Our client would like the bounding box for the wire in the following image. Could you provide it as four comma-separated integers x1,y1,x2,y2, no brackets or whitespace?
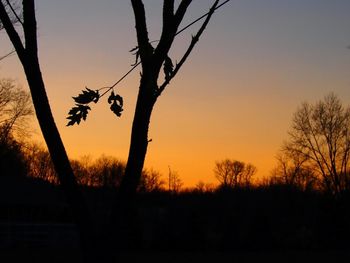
98,0,231,98
176,0,230,37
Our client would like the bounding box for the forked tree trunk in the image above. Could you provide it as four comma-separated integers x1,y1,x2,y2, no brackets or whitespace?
110,0,219,250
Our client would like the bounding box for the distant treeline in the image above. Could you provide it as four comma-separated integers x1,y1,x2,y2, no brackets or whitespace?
0,138,166,192
2,134,350,197
2,79,350,197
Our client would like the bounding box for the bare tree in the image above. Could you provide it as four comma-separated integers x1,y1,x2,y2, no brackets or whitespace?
138,168,165,192
271,150,317,191
214,159,257,188
168,166,183,193
24,142,58,184
194,181,215,193
66,0,222,196
0,1,94,261
0,79,33,142
285,93,350,195
105,0,222,247
118,0,220,197
89,155,125,188
70,156,93,186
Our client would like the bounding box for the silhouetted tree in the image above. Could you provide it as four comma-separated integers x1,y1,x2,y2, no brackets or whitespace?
0,1,94,261
168,167,183,193
271,150,317,191
214,159,257,188
0,79,33,142
24,142,58,184
67,0,221,197
194,181,215,193
71,157,92,186
138,168,165,192
108,0,221,249
115,0,220,198
285,93,350,195
89,155,125,188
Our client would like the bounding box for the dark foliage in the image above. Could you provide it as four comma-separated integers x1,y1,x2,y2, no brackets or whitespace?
73,87,99,104
108,91,123,117
66,104,91,126
67,88,124,125
163,55,174,81
0,137,27,177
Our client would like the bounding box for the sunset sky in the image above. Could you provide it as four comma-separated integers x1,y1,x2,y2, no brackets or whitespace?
1,0,350,187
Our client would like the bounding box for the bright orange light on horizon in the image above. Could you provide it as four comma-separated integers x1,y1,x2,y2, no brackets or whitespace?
2,1,350,188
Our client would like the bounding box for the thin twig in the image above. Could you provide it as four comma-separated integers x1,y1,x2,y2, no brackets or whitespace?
0,49,15,61
99,62,140,97
5,0,23,26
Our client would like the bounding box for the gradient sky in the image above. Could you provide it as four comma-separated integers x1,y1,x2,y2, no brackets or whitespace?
1,0,350,187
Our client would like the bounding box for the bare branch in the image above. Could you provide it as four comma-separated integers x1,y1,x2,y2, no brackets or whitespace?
153,1,196,75
0,1,25,58
153,0,176,65
174,0,192,27
5,0,23,26
23,0,38,55
163,0,174,26
157,0,219,95
130,0,153,66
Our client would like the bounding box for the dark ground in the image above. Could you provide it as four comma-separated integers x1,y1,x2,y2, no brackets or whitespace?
0,249,349,263
2,178,350,262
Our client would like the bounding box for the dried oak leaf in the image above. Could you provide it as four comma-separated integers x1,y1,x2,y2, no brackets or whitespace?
66,104,91,126
73,87,99,104
163,55,174,81
108,91,123,117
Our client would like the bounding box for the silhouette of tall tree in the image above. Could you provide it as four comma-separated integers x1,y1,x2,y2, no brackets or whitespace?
285,93,350,195
109,0,221,248
0,1,94,261
118,0,220,196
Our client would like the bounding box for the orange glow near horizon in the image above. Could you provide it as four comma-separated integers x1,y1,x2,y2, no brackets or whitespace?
2,1,350,188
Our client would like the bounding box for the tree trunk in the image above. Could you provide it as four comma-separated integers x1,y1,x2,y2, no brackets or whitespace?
111,77,157,249
22,57,97,262
121,83,156,195
1,0,97,260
